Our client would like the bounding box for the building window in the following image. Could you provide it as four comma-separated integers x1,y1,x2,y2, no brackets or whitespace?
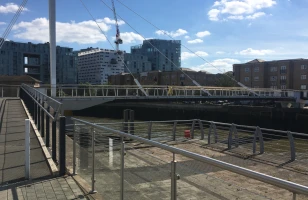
254,76,259,81
270,67,277,72
301,85,307,90
244,77,250,82
301,65,307,70
254,67,259,72
270,76,277,81
271,86,278,89
281,85,286,89
280,75,286,80
245,68,250,72
281,66,286,70
301,75,307,80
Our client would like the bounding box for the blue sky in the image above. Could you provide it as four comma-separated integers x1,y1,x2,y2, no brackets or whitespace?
0,0,307,73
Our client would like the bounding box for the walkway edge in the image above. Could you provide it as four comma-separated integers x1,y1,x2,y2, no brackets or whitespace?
20,99,59,176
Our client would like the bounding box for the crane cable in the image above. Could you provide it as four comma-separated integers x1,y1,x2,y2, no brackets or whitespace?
100,0,213,96
79,0,148,96
114,0,258,96
0,0,28,50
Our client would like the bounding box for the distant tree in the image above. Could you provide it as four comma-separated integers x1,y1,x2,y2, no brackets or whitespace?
215,71,237,87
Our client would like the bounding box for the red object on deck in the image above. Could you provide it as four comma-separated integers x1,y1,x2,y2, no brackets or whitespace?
184,130,191,138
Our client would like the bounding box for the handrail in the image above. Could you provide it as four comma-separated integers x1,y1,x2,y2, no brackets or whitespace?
71,117,308,196
21,84,62,120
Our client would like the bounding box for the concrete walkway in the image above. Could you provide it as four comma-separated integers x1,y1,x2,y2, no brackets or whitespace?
0,99,91,199
0,176,86,200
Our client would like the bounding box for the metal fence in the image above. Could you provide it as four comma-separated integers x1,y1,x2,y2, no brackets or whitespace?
20,84,67,175
70,117,308,200
39,84,298,98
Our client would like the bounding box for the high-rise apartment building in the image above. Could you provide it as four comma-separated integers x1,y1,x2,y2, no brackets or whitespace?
233,59,308,90
0,39,77,84
124,53,151,73
78,48,124,85
125,39,181,72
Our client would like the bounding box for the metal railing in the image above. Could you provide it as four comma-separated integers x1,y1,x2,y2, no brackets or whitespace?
70,117,308,200
83,119,308,168
20,84,66,175
38,84,299,98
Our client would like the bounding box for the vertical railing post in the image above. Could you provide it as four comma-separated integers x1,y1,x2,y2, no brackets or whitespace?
253,127,264,154
234,125,238,147
287,131,296,161
171,159,177,200
90,127,97,194
25,119,30,180
46,106,50,147
253,127,257,154
41,102,45,137
37,99,41,131
73,122,77,175
120,138,125,200
59,116,66,176
1,86,3,97
52,113,57,162
147,121,152,140
259,127,264,154
129,110,134,135
172,121,177,141
34,99,37,124
198,120,204,140
190,120,196,139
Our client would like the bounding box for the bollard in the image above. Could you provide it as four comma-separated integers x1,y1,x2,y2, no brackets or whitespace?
59,116,66,176
25,119,30,180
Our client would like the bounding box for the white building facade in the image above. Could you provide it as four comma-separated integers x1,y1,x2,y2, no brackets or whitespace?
78,48,124,84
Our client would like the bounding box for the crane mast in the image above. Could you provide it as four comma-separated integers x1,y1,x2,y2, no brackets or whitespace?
111,0,122,52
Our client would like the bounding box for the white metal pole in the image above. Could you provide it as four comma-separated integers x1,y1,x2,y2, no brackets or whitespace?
109,138,113,167
25,119,30,180
49,0,56,97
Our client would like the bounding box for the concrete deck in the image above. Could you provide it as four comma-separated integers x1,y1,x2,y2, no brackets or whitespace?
0,99,91,200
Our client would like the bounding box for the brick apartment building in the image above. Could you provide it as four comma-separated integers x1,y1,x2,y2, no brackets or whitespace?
108,68,233,87
233,59,308,90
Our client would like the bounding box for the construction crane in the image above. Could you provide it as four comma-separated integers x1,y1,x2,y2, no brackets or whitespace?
111,0,123,53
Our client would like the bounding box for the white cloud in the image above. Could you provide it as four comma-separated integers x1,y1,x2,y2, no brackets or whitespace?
237,48,275,55
181,51,208,60
208,0,275,21
102,17,125,25
246,12,265,19
208,9,220,21
155,28,188,37
228,15,244,20
184,36,190,39
196,31,211,38
0,22,6,25
248,22,252,27
187,39,203,44
12,18,112,44
0,3,28,14
190,58,240,73
216,51,225,54
118,32,143,43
